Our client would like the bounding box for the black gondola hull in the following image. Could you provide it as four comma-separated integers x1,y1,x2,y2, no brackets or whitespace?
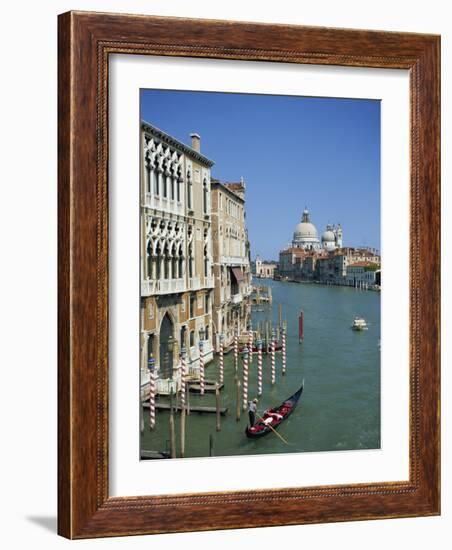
245,384,304,439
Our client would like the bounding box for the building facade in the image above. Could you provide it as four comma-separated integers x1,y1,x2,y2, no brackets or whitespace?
140,122,215,397
279,207,380,286
211,179,252,350
255,255,277,278
346,261,380,287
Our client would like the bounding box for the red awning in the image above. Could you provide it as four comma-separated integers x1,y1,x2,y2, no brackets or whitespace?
230,266,245,282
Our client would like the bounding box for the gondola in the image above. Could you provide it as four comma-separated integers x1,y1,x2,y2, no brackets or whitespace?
245,382,304,439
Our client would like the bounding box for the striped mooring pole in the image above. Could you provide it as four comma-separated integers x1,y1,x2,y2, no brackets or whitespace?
199,340,205,396
180,347,187,409
248,328,253,364
271,329,276,385
148,356,156,429
219,333,224,385
234,329,239,374
282,327,287,376
242,346,249,411
257,338,263,396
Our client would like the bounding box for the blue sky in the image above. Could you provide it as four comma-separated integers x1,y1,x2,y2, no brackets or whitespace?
141,90,380,261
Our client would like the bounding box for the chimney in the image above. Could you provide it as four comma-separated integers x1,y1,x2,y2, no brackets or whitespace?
190,133,201,152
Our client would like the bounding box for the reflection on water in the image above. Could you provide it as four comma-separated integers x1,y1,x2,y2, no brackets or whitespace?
141,279,380,458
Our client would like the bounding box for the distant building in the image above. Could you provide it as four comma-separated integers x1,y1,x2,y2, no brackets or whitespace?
279,207,380,286
278,247,307,278
292,207,343,251
255,255,277,278
210,178,252,351
346,262,380,287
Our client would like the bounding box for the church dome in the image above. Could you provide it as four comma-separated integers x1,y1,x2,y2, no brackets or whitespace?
294,222,319,240
322,230,335,242
292,208,320,250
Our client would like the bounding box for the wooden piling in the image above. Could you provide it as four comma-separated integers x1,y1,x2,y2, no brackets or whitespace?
271,330,276,385
186,381,190,415
242,349,249,411
199,341,205,395
257,338,263,396
215,383,221,432
299,310,304,343
236,378,241,421
140,396,144,433
180,407,186,458
149,368,156,430
219,335,224,385
169,390,176,459
234,331,238,374
209,434,214,457
282,327,287,375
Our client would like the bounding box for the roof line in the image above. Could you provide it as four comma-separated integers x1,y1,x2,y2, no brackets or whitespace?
141,120,215,167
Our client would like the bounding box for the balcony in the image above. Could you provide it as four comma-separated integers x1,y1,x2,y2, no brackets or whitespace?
142,193,184,216
141,278,185,297
188,276,200,290
231,293,243,305
220,255,249,266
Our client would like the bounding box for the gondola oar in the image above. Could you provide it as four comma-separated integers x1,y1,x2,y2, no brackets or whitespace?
255,412,290,445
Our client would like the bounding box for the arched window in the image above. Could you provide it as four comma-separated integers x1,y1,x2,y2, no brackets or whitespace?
169,167,175,200
163,245,169,278
204,245,208,277
171,245,177,279
178,250,184,278
187,171,193,210
203,178,208,214
176,169,181,202
145,159,151,194
162,161,168,198
155,245,162,279
146,241,151,278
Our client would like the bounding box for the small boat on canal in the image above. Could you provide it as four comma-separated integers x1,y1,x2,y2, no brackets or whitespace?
351,316,368,331
245,383,304,439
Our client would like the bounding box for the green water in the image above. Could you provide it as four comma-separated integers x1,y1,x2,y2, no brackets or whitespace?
141,279,381,458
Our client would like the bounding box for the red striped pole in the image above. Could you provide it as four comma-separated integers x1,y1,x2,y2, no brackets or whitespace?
271,329,276,385
257,338,263,396
248,329,253,363
299,310,304,343
234,330,238,374
282,327,287,375
219,333,224,385
148,356,156,429
199,340,205,395
180,347,187,409
242,346,249,410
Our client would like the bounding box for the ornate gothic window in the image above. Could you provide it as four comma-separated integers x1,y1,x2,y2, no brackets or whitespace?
162,160,168,198
187,171,193,210
203,178,208,214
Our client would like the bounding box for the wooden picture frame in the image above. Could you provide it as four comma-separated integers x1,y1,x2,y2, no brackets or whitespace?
58,11,440,538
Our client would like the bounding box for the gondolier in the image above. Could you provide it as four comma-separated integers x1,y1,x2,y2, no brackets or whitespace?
245,382,304,438
248,398,258,427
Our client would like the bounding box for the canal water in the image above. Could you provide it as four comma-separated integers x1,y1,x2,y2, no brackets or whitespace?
141,279,381,458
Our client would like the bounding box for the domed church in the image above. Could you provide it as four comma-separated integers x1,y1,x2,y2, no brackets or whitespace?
292,208,342,251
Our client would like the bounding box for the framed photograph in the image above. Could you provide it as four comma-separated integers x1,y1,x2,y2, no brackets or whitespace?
58,11,440,538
